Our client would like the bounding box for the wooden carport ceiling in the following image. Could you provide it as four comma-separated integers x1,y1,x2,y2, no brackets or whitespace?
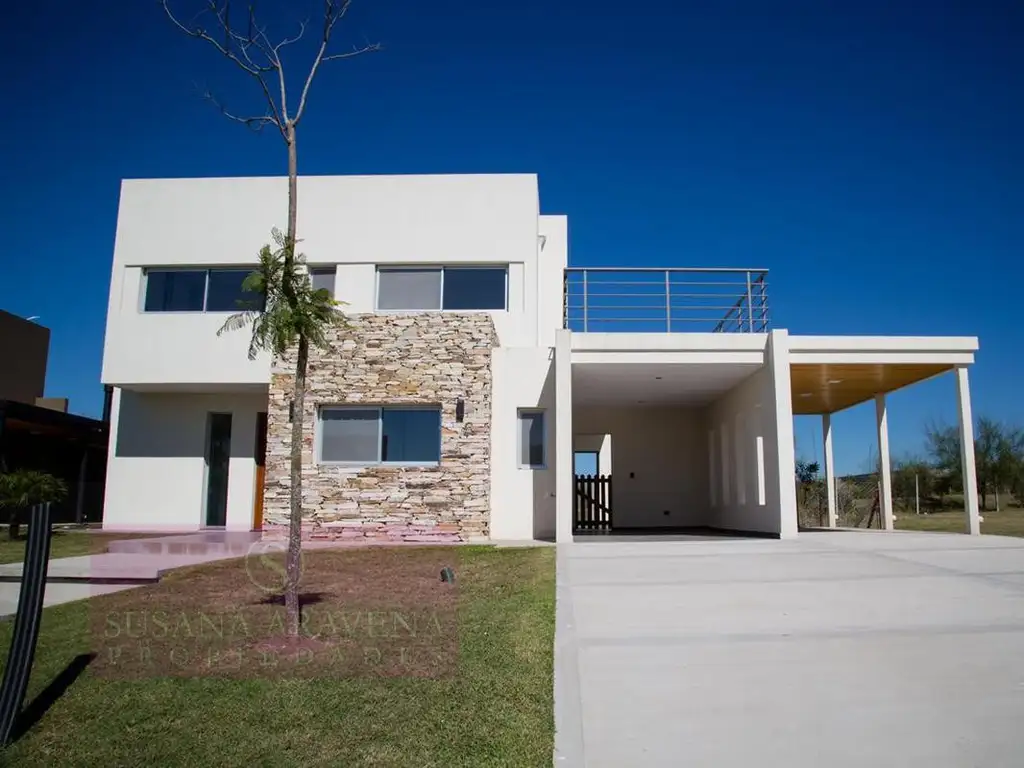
790,363,952,415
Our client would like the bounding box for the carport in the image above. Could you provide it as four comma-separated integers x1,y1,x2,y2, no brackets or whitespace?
788,336,981,534
556,331,797,541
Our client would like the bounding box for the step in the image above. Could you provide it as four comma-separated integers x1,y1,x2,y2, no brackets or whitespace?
105,531,262,557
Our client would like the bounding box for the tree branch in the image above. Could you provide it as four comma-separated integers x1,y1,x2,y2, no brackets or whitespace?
293,0,379,126
163,0,287,140
165,0,377,134
320,40,381,63
202,88,280,133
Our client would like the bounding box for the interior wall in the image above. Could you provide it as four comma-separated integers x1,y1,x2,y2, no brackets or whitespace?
104,389,268,531
490,347,556,540
704,365,783,535
574,405,708,528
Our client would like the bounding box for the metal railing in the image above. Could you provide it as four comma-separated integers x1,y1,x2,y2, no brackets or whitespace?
563,268,769,333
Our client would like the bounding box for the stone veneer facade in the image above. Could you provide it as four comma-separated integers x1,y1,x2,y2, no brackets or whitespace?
263,313,497,542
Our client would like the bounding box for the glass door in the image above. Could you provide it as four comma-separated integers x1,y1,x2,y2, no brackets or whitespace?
205,413,232,527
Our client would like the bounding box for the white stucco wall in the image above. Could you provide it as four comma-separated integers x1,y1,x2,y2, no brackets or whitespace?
574,405,708,528
103,388,268,531
703,345,795,536
537,215,568,349
103,173,553,386
490,347,557,540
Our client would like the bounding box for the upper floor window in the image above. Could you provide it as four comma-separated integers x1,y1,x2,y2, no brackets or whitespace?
143,268,264,313
376,266,507,311
309,267,335,299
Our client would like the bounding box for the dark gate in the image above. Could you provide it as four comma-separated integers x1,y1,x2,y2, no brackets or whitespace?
574,474,612,532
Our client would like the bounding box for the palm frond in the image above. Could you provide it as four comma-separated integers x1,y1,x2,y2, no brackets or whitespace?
0,470,68,508
218,231,351,358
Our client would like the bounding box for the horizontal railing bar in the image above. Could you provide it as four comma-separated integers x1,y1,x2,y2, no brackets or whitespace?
565,267,768,274
566,303,771,310
564,292,752,299
565,280,767,287
567,303,757,309
569,317,765,323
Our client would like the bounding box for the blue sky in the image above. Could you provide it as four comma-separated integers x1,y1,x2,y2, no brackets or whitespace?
1,0,1021,474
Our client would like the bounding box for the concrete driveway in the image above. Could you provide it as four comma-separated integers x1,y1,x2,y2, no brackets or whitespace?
554,531,1024,767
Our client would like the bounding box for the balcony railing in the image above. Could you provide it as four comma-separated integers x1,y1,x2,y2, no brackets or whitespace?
563,267,769,333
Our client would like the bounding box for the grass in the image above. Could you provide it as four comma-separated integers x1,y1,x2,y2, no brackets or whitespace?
0,530,158,565
0,545,555,767
895,506,1024,537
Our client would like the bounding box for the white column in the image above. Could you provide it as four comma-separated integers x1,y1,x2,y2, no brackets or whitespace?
822,413,837,528
768,330,798,539
555,329,574,543
956,366,981,535
875,394,894,531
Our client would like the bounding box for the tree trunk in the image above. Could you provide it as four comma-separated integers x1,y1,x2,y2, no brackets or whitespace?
285,336,308,637
283,121,304,638
286,122,298,254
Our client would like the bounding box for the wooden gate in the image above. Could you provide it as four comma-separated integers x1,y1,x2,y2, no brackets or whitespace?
574,474,612,532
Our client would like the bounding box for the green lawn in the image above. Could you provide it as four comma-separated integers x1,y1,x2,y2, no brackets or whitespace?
0,546,555,767
0,530,158,565
896,506,1024,537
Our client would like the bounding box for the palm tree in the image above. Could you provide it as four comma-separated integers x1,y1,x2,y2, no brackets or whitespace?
0,470,68,540
219,229,346,637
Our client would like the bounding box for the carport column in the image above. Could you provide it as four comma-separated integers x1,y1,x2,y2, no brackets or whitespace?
768,330,798,538
822,413,837,528
956,366,981,535
555,329,574,543
875,394,894,531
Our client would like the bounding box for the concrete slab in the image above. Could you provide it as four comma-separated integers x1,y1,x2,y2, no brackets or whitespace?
0,582,146,617
555,530,1024,767
0,552,241,583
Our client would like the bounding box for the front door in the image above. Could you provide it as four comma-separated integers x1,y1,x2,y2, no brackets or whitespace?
204,413,232,527
252,412,268,530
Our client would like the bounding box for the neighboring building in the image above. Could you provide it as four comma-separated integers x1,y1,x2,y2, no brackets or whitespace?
0,312,108,524
0,309,50,406
100,174,982,540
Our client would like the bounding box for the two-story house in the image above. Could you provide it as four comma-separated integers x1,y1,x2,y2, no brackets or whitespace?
101,173,982,542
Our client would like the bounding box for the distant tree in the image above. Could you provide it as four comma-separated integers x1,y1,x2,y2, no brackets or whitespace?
891,457,933,513
0,470,68,540
162,0,378,638
925,418,1024,511
795,460,819,485
794,460,822,524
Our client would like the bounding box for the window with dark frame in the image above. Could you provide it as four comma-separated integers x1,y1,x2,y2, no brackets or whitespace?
319,406,441,464
143,270,206,312
376,266,507,311
309,267,336,299
518,410,546,468
143,268,264,313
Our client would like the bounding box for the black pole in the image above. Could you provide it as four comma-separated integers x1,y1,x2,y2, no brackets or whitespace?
74,449,89,525
0,502,53,746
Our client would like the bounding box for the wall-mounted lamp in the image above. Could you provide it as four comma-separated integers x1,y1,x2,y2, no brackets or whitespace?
288,401,294,422
455,398,465,423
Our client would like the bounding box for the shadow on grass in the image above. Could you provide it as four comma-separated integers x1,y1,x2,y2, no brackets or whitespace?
256,592,328,608
9,653,95,743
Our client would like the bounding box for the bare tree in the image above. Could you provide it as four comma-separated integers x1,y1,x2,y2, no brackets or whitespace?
163,0,379,637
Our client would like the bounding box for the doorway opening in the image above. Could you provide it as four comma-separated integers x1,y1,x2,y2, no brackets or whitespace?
204,412,232,527
252,412,268,530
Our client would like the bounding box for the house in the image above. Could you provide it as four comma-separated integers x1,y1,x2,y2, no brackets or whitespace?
0,310,108,524
100,173,981,541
